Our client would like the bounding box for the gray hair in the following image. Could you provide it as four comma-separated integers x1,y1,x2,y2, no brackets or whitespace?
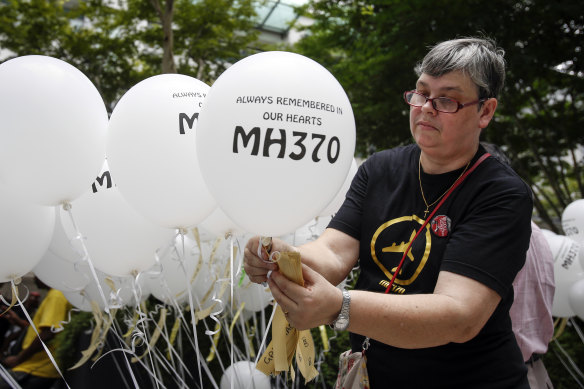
414,37,506,99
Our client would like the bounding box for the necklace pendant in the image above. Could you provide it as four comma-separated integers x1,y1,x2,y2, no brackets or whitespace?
423,208,429,218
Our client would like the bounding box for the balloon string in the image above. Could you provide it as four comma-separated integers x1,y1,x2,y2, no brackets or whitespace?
13,280,72,389
140,306,192,389
569,317,584,345
254,302,278,366
51,307,82,333
62,202,111,315
230,233,235,389
178,231,220,389
134,282,160,389
0,363,21,389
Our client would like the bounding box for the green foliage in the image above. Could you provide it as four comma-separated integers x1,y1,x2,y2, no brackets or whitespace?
0,0,263,109
293,0,584,230
54,310,94,369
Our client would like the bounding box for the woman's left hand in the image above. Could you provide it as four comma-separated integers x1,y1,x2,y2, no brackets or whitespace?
267,263,343,330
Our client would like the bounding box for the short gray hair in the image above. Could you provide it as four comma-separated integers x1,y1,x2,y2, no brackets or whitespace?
415,37,506,99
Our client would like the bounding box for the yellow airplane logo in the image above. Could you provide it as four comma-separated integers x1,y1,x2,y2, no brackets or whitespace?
381,229,416,274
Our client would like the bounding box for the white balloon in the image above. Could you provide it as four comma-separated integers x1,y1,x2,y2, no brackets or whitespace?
107,74,216,229
220,361,271,389
59,162,176,277
146,234,200,305
287,215,332,247
198,207,248,238
0,180,55,282
562,199,584,244
63,272,147,312
319,158,358,217
546,234,584,317
190,237,231,311
569,278,584,321
48,209,84,263
33,253,91,292
234,277,273,313
197,51,356,236
542,230,564,262
0,56,107,205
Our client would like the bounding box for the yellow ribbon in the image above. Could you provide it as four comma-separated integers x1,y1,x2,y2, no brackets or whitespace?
70,302,111,370
256,251,319,382
0,281,20,318
319,325,330,352
131,307,167,363
167,316,181,360
552,317,568,341
205,322,222,362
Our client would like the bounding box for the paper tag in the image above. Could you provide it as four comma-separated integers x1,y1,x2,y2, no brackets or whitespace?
256,251,318,382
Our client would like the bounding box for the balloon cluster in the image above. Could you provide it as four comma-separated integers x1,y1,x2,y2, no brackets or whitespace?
0,52,356,386
543,199,584,319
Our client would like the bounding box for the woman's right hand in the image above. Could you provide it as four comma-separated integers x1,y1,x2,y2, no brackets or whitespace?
243,237,294,284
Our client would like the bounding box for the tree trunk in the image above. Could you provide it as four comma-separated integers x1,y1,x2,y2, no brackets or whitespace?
151,0,177,73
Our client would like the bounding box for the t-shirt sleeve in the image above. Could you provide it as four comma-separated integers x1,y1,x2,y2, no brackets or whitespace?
36,290,70,329
441,175,533,298
328,156,371,240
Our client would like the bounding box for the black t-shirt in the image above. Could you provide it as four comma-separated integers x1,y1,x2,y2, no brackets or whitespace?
329,144,532,388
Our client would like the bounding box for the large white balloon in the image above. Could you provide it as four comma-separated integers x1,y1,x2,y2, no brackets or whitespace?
561,199,584,244
0,181,55,282
197,51,356,236
0,56,107,206
220,361,271,389
107,74,216,229
59,162,176,277
319,158,358,217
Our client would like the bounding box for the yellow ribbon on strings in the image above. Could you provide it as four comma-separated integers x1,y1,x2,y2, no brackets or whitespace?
246,321,256,359
70,301,110,370
195,253,233,322
124,310,140,344
256,251,319,382
0,280,20,318
167,316,181,360
205,322,222,362
552,317,568,341
319,325,330,352
131,307,167,363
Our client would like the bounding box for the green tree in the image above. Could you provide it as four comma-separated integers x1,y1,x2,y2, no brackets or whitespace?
293,0,584,231
119,0,261,82
0,0,263,108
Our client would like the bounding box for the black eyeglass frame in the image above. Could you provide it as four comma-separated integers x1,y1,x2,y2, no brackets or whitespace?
403,90,487,114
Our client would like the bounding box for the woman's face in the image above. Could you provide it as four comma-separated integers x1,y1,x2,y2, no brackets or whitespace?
409,70,497,163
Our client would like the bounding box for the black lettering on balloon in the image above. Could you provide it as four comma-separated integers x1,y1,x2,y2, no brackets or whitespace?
311,133,325,162
289,131,307,161
233,126,260,155
179,112,199,134
92,171,112,193
263,128,286,159
327,136,341,163
232,125,340,164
